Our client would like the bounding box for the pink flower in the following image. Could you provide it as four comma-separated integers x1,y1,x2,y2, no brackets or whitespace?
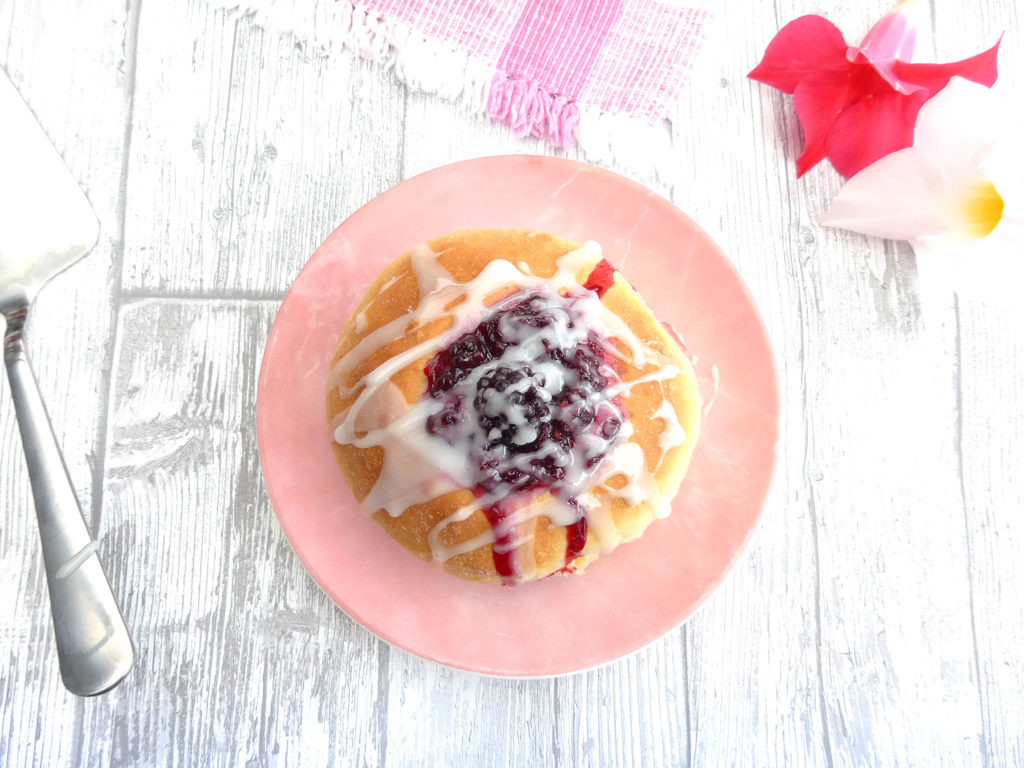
822,78,1024,297
748,1,1001,177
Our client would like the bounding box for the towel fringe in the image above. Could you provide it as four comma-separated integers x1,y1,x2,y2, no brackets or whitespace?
486,72,580,150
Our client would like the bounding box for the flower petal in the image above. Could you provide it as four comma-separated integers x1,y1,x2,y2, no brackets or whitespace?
853,0,921,90
913,77,1002,174
792,70,860,176
825,83,928,177
822,147,950,240
748,15,849,94
893,37,1001,95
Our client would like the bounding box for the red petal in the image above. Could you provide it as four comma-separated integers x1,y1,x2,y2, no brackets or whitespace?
892,36,1002,96
748,15,849,94
792,70,857,176
825,88,929,177
792,62,892,177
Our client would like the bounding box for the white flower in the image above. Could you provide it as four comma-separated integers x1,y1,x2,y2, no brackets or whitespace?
822,76,1024,295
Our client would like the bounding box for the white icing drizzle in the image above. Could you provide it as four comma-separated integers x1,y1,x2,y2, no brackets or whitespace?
353,275,401,335
354,308,368,335
329,240,688,577
652,399,687,459
703,363,720,415
607,365,680,399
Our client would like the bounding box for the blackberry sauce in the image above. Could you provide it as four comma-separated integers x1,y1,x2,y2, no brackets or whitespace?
423,283,624,581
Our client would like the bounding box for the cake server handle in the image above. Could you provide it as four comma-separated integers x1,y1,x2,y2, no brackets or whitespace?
3,309,134,696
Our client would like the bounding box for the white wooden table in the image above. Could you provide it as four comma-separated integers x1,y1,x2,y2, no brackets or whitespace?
2,1,1022,765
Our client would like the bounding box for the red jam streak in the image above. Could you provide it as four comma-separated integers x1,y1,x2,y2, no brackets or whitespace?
565,517,588,565
583,258,616,298
424,291,624,583
482,505,518,581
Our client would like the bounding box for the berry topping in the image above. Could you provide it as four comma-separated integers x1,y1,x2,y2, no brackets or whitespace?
583,258,617,298
423,286,628,578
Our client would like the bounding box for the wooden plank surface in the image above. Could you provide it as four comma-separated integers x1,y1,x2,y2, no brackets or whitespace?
933,6,1024,765
1,0,1022,766
121,1,405,296
74,300,387,767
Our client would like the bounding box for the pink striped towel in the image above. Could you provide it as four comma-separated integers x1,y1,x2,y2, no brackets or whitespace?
221,0,710,165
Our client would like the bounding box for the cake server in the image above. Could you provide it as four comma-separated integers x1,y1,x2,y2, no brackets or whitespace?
0,68,134,695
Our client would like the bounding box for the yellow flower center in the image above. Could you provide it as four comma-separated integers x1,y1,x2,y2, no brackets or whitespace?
953,179,1005,239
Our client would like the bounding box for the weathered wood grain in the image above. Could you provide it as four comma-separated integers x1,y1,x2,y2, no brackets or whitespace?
401,89,674,200
2,0,1023,766
121,2,405,296
753,3,1015,766
675,1,1022,766
0,2,134,766
936,4,1024,766
71,300,387,767
669,6,833,767
956,298,1024,768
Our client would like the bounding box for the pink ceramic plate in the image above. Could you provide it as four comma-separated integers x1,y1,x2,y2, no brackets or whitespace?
257,155,778,677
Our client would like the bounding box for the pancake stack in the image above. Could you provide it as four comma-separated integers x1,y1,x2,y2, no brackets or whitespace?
327,229,701,584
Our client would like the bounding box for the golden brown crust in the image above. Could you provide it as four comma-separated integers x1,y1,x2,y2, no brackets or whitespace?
327,229,701,584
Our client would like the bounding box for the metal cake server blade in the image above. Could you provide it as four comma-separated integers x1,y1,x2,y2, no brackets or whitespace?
0,68,134,696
